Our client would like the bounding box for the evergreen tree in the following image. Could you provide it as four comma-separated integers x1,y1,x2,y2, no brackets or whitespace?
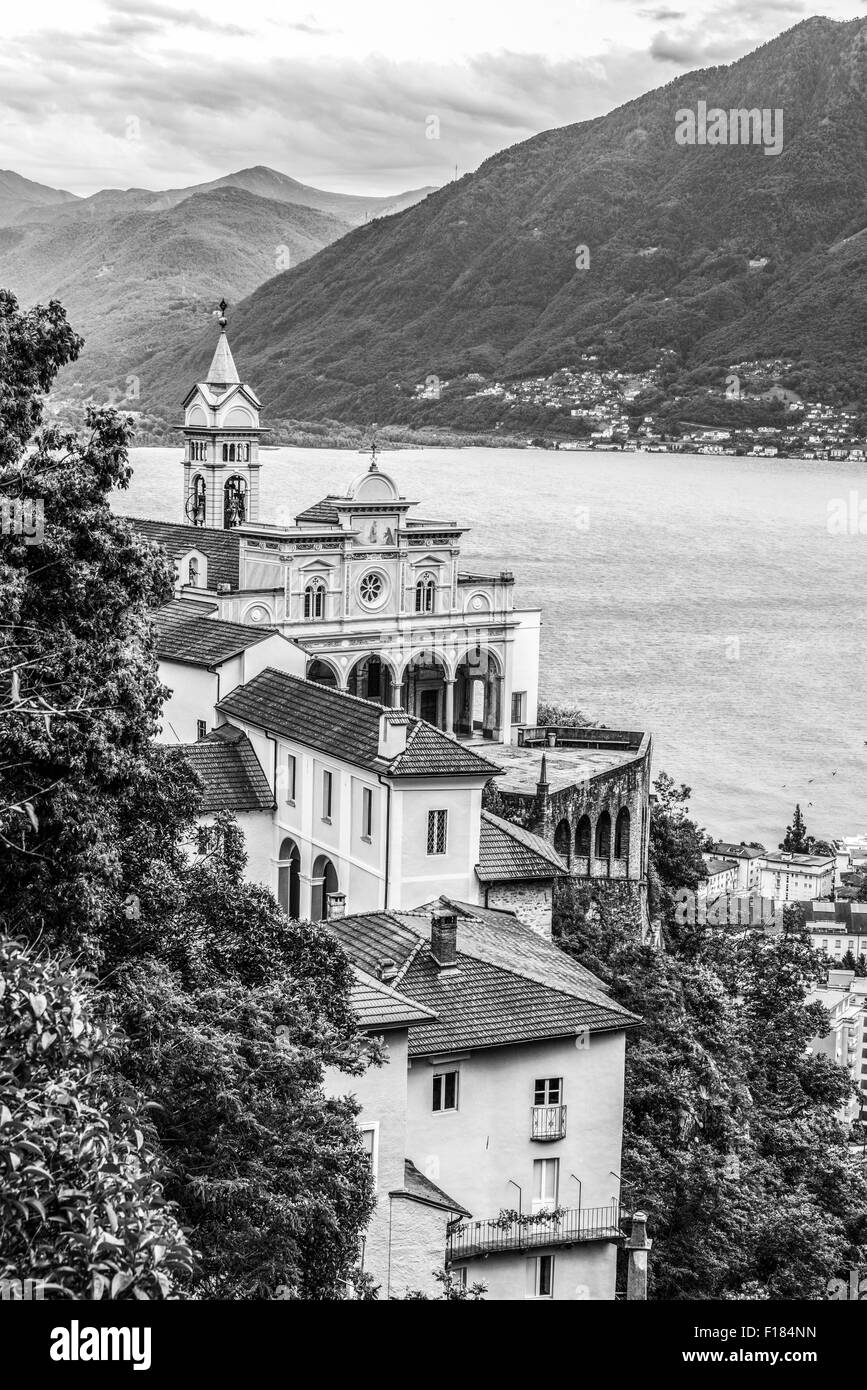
780,804,809,853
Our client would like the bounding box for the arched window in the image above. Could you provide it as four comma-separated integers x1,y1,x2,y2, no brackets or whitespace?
304,579,326,620
575,815,592,857
415,573,436,614
188,556,199,587
614,808,631,860
595,810,612,859
223,475,247,528
185,474,206,526
554,819,571,862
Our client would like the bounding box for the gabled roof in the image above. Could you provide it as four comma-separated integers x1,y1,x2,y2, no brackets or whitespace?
132,519,241,589
477,810,568,882
394,1161,471,1217
217,669,501,780
325,903,637,1056
349,968,436,1030
181,726,275,812
703,857,738,876
152,602,275,668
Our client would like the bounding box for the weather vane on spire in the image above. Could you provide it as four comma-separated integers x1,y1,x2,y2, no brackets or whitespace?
218,298,228,330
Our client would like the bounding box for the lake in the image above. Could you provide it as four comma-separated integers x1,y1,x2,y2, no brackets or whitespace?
115,445,867,849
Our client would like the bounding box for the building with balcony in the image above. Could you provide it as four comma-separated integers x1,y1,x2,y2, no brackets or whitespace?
323,903,640,1299
759,850,834,903
132,316,541,746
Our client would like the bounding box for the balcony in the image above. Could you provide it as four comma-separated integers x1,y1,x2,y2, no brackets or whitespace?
447,1204,623,1262
531,1104,567,1141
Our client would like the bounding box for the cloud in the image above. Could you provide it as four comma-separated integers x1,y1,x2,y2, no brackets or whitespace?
107,0,252,38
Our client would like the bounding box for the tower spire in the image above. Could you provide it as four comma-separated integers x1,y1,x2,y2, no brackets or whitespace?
206,298,240,388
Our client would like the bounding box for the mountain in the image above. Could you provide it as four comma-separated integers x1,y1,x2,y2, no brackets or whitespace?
13,166,436,229
136,16,867,427
0,186,352,405
0,169,78,226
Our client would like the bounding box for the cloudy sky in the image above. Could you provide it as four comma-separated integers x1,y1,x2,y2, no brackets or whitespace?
2,0,864,196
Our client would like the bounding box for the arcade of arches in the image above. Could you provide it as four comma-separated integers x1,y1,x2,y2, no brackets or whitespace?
277,837,341,923
306,646,504,739
553,806,633,878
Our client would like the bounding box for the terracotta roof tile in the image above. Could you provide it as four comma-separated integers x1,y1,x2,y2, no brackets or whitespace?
350,968,436,1030
477,811,568,881
181,727,275,812
217,669,501,779
152,602,275,667
132,518,241,589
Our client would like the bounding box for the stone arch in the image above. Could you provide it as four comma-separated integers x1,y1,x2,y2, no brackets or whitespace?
347,652,395,705
615,807,631,861
595,810,612,859
277,837,301,919
575,815,592,857
454,643,504,739
554,818,572,864
307,657,340,689
311,853,339,922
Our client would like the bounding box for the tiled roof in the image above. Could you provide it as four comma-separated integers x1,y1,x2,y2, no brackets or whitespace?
709,841,765,860
703,858,737,876
477,811,568,882
295,496,343,526
416,898,615,1000
802,901,867,927
152,602,275,667
326,904,636,1055
132,518,241,589
217,669,501,780
350,968,436,1030
394,1161,471,1217
181,726,275,812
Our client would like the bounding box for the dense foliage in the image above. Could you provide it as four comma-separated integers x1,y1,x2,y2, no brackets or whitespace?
554,774,867,1299
0,290,374,1297
0,936,194,1299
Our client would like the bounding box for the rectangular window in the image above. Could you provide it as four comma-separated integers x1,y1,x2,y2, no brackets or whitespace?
362,787,373,840
453,1267,468,1290
196,719,207,741
511,691,526,724
525,1254,554,1299
322,769,333,821
534,1077,562,1105
849,941,855,951
360,1125,378,1188
285,754,296,802
432,1069,459,1112
427,809,448,855
532,1158,559,1212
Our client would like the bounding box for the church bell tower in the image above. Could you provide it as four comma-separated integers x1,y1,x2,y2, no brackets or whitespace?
181,300,264,530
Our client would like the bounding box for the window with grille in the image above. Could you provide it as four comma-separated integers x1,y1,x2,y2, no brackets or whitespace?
511,690,526,724
427,809,448,855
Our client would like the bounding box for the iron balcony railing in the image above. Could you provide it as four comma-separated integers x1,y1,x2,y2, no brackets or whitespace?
531,1104,567,1141
446,1203,623,1262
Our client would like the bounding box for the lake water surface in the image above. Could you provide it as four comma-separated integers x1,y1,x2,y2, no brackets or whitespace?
116,445,867,849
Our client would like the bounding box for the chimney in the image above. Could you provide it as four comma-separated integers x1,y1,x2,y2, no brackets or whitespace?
378,959,398,983
326,891,346,921
378,710,408,761
430,908,458,971
625,1211,652,1301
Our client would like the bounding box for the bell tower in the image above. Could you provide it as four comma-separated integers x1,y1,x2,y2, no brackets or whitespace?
181,300,264,529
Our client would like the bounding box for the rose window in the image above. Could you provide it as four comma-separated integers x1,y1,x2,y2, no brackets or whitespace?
359,572,384,606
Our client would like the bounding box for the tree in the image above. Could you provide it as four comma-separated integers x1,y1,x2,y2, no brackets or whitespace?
402,1269,487,1300
555,773,867,1299
779,804,831,857
0,934,194,1299
0,290,376,1298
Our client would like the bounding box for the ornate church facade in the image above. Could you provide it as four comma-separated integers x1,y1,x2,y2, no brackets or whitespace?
138,312,540,744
